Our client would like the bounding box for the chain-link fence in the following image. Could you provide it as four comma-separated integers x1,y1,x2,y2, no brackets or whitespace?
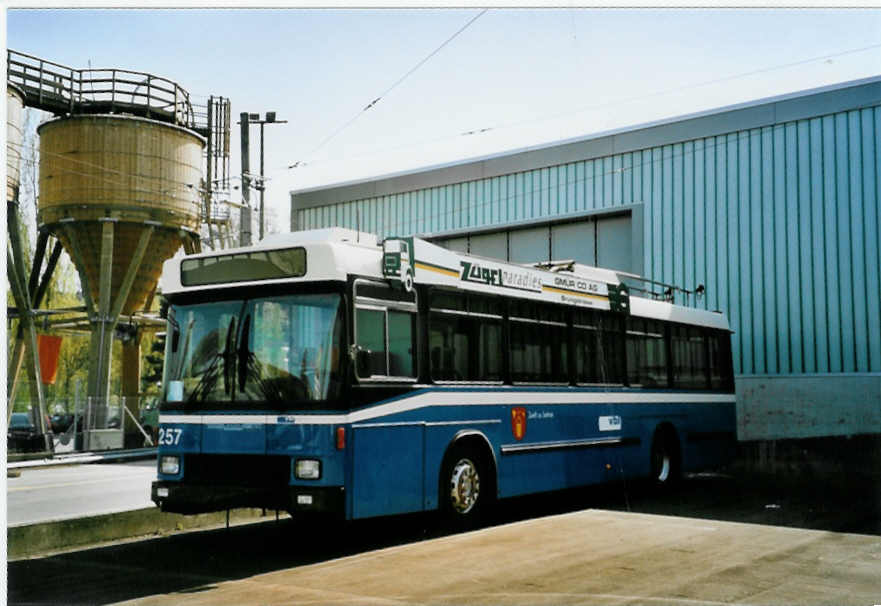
8,393,158,455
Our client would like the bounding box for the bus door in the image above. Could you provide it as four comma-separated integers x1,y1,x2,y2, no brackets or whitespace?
349,280,422,518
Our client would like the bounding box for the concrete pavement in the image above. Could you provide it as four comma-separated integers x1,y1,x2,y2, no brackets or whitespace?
117,509,881,606
6,458,270,559
7,460,156,526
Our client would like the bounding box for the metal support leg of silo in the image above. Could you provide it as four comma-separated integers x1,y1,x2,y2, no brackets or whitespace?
8,233,63,419
6,209,49,446
81,220,154,450
121,331,142,446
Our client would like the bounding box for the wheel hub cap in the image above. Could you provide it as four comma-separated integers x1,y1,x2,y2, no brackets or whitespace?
450,458,480,514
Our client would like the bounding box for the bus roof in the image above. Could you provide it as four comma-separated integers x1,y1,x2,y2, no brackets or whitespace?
159,228,730,332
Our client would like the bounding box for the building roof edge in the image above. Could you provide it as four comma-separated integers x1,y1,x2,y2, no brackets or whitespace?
291,75,881,205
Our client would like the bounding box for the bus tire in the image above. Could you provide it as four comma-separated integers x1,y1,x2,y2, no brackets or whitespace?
650,425,681,488
439,442,494,527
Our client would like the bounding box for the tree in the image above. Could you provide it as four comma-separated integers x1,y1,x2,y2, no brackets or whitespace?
141,332,166,395
8,107,91,412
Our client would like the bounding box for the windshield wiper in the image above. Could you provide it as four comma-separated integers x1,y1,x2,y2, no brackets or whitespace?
172,316,196,381
186,316,237,405
237,314,251,393
186,352,222,404
223,316,237,397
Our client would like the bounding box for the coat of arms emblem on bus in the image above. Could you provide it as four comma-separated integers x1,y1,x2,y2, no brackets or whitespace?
511,407,527,441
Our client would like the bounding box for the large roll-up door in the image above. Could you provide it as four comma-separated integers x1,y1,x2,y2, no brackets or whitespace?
435,212,633,273
443,236,469,254
551,222,595,265
596,214,632,272
508,227,550,264
469,231,507,259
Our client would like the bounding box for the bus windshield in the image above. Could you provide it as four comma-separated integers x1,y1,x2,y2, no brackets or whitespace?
163,293,344,408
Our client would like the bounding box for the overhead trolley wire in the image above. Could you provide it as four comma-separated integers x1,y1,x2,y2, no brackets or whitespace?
493,40,881,135
280,40,881,175
367,8,489,109
287,8,489,170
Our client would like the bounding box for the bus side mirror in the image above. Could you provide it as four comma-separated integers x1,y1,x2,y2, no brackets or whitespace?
350,345,372,378
356,349,372,377
160,299,181,352
171,324,180,353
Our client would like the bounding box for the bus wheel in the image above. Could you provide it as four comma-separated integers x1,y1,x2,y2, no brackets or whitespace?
440,444,493,525
650,426,681,488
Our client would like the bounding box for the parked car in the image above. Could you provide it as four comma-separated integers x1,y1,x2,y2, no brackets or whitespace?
50,413,75,434
8,412,47,452
54,414,88,448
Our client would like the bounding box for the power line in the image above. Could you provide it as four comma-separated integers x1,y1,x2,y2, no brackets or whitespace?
496,40,881,134
371,9,489,108
280,40,881,176
287,8,489,169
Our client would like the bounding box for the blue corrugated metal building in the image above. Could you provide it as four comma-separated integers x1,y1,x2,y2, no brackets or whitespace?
292,77,881,444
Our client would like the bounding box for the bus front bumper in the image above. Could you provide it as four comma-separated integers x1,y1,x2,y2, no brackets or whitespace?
151,481,345,516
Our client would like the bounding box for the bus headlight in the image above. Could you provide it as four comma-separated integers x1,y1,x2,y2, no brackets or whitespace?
295,459,321,480
160,455,180,475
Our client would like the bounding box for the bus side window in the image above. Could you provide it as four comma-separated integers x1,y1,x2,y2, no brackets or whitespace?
355,308,387,376
672,324,709,389
428,315,463,381
575,309,608,384
354,280,417,380
708,329,734,390
599,315,626,384
627,318,669,388
509,302,567,384
388,310,415,377
428,290,502,383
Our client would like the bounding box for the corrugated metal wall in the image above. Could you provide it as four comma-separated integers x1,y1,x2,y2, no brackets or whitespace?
297,158,637,240
296,105,881,377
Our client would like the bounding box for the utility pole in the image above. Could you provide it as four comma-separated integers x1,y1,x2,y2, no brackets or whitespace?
259,119,267,240
240,112,286,243
205,97,215,247
239,112,252,247
240,112,287,241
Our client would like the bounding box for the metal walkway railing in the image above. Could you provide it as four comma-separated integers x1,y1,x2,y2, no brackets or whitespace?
8,49,234,243
7,49,198,132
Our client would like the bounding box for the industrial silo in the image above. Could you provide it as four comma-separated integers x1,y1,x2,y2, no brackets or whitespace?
37,114,204,443
38,115,203,314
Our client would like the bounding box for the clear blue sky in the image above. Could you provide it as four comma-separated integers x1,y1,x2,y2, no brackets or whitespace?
7,7,881,233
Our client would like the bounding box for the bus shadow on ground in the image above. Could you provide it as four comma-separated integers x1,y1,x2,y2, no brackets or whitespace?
8,509,447,605
8,470,879,605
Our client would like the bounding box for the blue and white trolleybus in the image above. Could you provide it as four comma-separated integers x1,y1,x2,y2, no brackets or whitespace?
151,228,736,522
